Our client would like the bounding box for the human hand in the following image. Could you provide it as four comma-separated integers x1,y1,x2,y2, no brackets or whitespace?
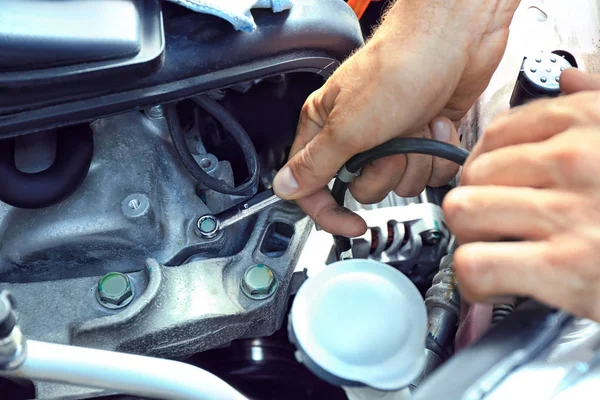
443,69,600,321
272,0,521,237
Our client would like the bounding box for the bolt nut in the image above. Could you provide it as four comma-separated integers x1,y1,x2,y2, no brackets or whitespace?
241,264,277,300
96,272,134,309
196,215,219,238
144,105,164,119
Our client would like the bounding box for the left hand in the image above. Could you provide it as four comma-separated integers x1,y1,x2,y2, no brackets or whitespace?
443,69,600,321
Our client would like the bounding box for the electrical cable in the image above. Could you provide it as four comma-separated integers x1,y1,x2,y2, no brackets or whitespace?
166,95,260,196
332,138,470,256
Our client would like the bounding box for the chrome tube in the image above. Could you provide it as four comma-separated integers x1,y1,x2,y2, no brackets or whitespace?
1,340,247,400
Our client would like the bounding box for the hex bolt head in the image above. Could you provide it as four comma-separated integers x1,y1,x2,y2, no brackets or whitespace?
241,264,278,300
196,215,219,239
144,105,164,119
96,272,134,309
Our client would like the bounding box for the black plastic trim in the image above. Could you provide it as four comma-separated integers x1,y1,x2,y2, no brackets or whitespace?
0,0,164,87
0,55,339,137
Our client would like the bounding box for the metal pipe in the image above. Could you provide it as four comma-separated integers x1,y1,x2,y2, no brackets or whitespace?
217,189,282,231
1,340,247,400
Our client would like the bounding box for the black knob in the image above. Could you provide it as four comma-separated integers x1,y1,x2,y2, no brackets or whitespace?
510,51,575,108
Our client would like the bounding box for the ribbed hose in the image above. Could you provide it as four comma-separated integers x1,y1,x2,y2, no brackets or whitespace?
166,95,260,196
332,138,470,256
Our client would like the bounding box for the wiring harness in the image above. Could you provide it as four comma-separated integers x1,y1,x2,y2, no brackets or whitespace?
166,95,260,197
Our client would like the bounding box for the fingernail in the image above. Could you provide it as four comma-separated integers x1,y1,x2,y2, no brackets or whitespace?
431,119,452,142
273,166,299,197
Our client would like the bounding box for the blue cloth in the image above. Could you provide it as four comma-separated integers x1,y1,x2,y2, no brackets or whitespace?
167,0,294,32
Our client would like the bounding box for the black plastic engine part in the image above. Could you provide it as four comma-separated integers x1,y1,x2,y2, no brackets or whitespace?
0,0,164,90
0,0,151,71
0,0,363,137
509,50,576,107
0,125,94,209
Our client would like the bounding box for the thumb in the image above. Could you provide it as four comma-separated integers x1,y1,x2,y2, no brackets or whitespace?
273,128,356,200
560,68,600,94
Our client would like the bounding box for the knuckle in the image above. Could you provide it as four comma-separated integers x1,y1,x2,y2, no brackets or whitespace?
453,248,488,299
300,88,328,127
547,142,591,177
394,183,425,198
478,121,505,150
442,189,470,223
577,92,600,122
460,164,474,186
294,145,321,180
350,186,387,204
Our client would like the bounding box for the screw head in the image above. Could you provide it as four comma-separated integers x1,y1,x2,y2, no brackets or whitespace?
121,194,151,219
96,272,134,309
196,215,219,238
241,264,277,300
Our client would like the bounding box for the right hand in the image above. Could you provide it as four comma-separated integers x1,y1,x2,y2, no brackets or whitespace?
272,0,521,237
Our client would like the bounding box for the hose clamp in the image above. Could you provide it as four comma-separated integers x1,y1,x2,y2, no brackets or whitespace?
337,166,361,184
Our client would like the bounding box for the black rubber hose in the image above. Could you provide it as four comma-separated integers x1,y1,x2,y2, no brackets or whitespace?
166,96,260,196
332,138,470,255
0,125,94,209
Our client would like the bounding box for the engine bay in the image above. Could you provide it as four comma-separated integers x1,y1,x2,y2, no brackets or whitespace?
1,1,600,399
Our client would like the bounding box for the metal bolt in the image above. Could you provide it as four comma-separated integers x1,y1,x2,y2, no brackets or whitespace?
423,230,442,245
121,194,151,219
96,272,134,309
241,264,278,300
196,215,219,238
144,105,164,119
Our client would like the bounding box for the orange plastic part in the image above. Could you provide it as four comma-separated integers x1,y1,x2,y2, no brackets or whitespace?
347,0,371,19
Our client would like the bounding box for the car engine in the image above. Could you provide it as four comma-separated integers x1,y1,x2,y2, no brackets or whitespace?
1,1,600,399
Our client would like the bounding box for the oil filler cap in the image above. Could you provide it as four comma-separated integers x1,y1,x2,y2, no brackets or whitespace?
289,259,427,391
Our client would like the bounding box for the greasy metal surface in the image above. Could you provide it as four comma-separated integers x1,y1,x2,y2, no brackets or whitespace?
2,204,310,357
460,0,600,150
0,111,240,283
0,109,313,398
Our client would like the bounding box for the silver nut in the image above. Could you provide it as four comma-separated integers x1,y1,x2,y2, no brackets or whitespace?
96,272,134,309
144,105,164,119
241,264,277,299
196,215,219,238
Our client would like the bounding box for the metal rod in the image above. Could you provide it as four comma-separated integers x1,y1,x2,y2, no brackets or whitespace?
216,189,283,231
1,340,247,400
